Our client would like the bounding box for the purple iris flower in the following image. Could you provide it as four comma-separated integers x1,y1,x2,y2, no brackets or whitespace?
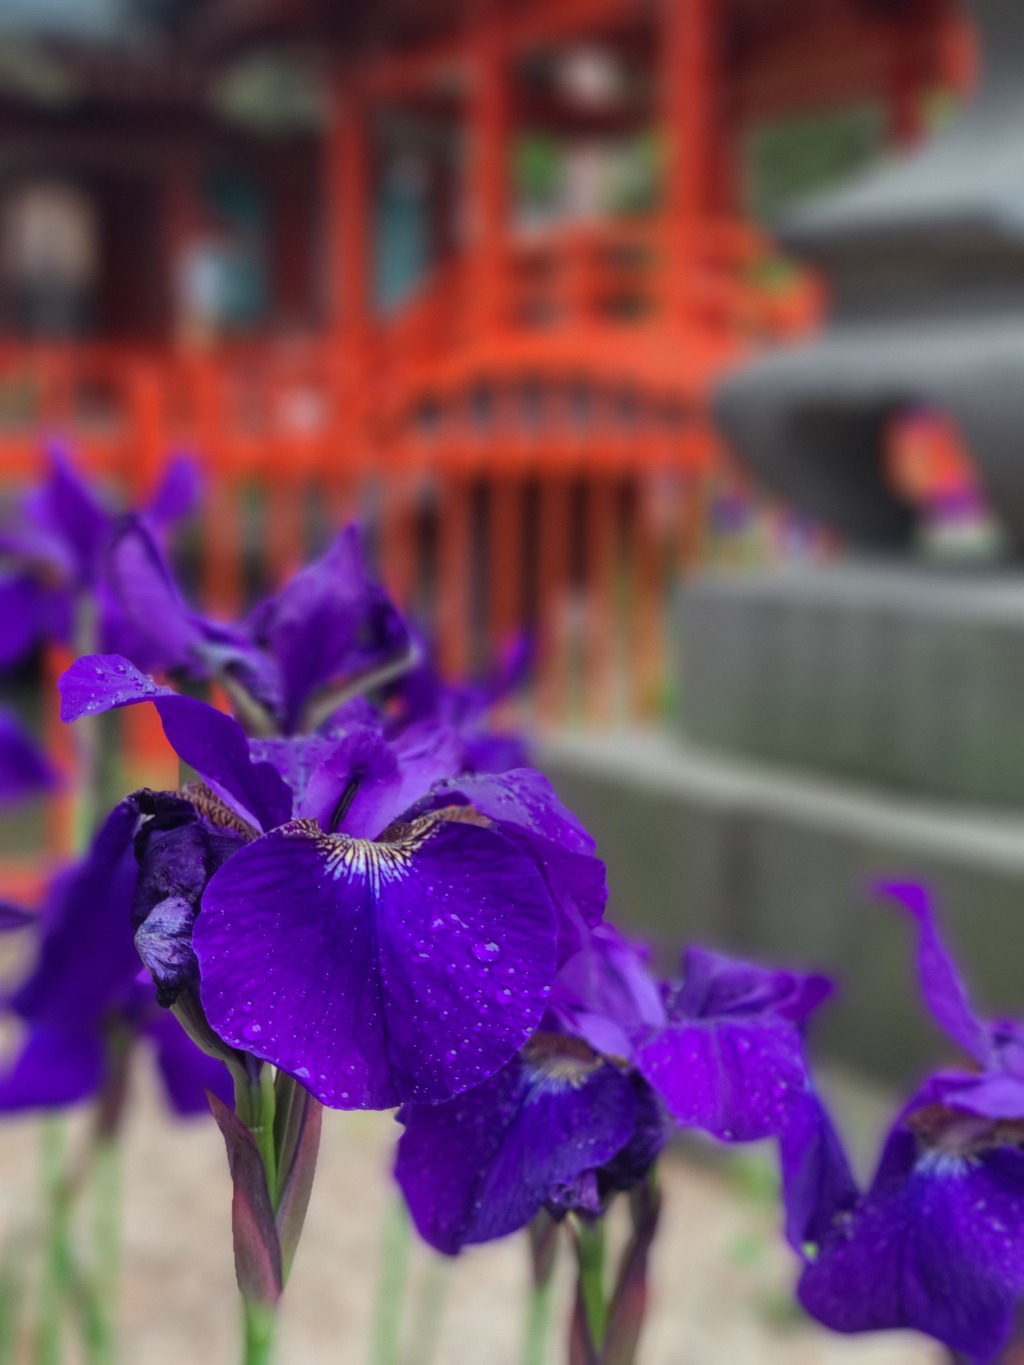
0,447,199,668
103,518,410,736
391,630,532,775
633,947,832,1142
395,926,667,1255
792,882,1024,1363
0,707,59,802
59,655,603,1113
395,1033,656,1254
546,922,668,1060
0,800,230,1116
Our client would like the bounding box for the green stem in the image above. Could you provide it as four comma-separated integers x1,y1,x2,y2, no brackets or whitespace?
371,1195,412,1365
233,1066,278,1202
523,1272,555,1365
242,1298,277,1365
85,1136,120,1365
575,1219,607,1353
406,1253,450,1365
523,1214,559,1365
34,1117,74,1365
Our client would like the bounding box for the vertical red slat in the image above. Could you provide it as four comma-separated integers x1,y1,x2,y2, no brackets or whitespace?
627,460,665,722
536,476,573,726
379,473,420,612
487,475,523,658
437,474,472,681
583,476,618,727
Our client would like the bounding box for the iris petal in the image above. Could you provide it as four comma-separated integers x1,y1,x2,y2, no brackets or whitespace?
195,814,559,1108
878,880,993,1068
635,1014,809,1141
395,1039,637,1254
799,1127,1024,1361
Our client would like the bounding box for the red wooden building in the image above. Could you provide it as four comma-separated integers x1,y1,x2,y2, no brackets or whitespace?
0,0,969,715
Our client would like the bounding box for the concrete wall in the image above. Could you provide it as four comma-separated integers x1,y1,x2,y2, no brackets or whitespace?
542,730,1024,1086
678,565,1024,808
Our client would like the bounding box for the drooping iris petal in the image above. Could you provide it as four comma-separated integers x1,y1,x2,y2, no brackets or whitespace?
0,1024,105,1111
395,1035,638,1254
779,1093,859,1252
877,880,993,1068
196,814,559,1109
246,526,410,732
412,769,608,953
634,1012,810,1141
798,1122,1024,1362
0,708,59,802
12,799,140,1026
60,659,290,832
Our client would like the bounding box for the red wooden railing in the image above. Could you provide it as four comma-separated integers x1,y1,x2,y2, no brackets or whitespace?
0,215,823,882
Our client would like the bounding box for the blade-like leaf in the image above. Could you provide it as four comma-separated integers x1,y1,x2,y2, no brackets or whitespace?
209,1092,282,1306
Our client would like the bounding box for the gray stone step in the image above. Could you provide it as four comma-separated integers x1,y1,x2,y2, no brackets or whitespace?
541,729,1024,1085
677,563,1024,808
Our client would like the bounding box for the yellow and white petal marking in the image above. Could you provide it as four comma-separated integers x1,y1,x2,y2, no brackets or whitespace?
291,811,465,897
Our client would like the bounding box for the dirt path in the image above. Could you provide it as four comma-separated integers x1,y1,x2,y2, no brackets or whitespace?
0,1059,940,1365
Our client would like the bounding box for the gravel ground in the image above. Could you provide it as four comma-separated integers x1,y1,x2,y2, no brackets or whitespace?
0,1059,941,1365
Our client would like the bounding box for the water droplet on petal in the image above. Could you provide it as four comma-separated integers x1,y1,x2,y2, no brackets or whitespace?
471,940,501,963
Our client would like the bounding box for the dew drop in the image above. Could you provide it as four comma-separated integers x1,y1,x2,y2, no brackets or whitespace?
471,940,502,963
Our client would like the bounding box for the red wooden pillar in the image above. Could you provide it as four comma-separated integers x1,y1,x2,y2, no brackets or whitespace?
325,70,372,340
660,0,716,326
324,69,373,513
469,12,511,336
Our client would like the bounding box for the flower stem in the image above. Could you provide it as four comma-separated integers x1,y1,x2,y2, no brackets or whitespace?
406,1253,450,1365
371,1195,412,1365
575,1219,607,1354
523,1213,559,1365
233,1065,278,1201
523,1272,555,1365
242,1298,277,1365
34,1117,74,1365
84,1135,120,1365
